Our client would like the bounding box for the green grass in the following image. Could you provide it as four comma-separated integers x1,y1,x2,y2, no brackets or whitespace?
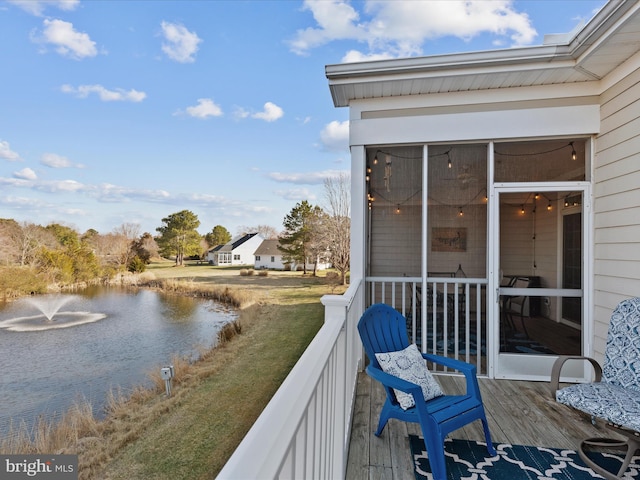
84,266,343,479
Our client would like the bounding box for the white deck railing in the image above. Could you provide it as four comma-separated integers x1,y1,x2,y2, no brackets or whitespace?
366,276,488,375
217,280,363,480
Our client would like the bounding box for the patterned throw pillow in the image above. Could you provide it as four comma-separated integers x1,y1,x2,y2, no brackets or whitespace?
375,344,444,410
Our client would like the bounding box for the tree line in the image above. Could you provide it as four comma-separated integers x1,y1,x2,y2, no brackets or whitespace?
154,174,350,283
0,174,350,298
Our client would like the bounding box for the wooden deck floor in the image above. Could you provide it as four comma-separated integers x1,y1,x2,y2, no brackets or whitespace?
346,372,619,479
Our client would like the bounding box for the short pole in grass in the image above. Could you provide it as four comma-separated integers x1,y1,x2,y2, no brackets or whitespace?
160,365,175,397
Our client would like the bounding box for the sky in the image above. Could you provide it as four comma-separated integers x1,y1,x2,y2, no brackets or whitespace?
0,0,607,237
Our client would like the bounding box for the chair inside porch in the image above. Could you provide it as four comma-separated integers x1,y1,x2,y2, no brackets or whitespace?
347,373,623,479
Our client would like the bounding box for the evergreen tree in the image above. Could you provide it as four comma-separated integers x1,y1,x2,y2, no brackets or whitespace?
156,210,201,266
205,225,232,247
278,200,323,274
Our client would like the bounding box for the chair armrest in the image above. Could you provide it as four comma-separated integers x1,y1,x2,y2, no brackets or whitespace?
422,353,475,374
365,364,424,400
550,355,603,398
422,353,480,397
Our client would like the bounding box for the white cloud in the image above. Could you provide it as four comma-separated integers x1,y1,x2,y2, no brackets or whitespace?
319,120,349,152
341,49,394,63
61,84,146,102
267,169,348,185
289,0,366,55
41,152,84,168
290,0,537,58
38,179,87,193
160,21,202,63
0,140,21,161
34,19,98,59
95,183,171,203
0,195,50,209
252,102,284,122
14,168,37,180
7,0,79,16
232,106,250,120
182,98,223,119
274,187,317,202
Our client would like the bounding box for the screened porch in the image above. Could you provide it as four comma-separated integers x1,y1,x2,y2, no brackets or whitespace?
364,139,587,380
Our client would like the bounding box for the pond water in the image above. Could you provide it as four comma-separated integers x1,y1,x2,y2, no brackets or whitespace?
0,287,238,437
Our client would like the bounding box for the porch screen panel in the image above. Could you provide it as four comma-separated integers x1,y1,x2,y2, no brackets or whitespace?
494,139,587,182
427,144,487,278
367,146,423,279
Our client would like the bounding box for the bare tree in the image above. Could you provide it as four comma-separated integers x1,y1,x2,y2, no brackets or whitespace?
0,220,56,267
87,223,141,271
307,210,330,277
236,224,279,239
112,223,140,268
198,237,210,263
136,232,160,260
323,173,351,285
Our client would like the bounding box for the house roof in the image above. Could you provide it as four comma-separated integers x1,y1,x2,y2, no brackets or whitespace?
254,239,281,256
326,0,640,107
218,232,261,252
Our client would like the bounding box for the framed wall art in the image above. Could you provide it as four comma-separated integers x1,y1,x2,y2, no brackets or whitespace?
431,227,467,252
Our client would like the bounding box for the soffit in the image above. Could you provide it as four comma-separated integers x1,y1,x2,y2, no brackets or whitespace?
326,0,640,107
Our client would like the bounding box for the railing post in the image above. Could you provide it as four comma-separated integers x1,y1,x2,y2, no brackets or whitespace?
321,294,350,480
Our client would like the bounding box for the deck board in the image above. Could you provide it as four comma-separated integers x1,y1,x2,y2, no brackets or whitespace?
346,372,621,479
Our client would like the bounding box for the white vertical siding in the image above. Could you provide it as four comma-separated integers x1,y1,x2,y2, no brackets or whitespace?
594,64,640,360
369,205,421,277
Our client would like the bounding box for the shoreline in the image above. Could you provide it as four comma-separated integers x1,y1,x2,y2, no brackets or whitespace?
0,278,250,452
1,266,343,479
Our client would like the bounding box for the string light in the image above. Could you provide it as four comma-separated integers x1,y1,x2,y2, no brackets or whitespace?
494,141,579,159
396,205,401,214
458,208,464,217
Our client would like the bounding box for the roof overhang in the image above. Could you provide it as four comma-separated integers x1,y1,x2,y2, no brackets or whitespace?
326,0,640,107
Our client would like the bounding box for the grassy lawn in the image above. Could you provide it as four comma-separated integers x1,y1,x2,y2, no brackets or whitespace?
82,262,346,479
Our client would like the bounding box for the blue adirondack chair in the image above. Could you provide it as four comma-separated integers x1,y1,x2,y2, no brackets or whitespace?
358,303,495,480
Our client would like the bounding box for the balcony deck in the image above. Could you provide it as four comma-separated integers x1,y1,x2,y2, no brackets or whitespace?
346,372,617,479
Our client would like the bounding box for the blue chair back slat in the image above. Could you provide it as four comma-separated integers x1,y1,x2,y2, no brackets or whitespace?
358,303,409,369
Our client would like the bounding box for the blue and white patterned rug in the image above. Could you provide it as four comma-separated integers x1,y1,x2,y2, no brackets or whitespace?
410,435,640,479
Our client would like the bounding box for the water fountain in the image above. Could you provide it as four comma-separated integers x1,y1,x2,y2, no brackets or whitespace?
0,294,107,332
27,295,73,321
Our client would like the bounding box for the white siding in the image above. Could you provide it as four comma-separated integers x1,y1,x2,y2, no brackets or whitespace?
255,254,286,270
231,236,264,266
369,205,421,277
593,64,640,360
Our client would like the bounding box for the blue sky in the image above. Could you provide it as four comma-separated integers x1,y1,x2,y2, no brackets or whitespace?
0,0,606,237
